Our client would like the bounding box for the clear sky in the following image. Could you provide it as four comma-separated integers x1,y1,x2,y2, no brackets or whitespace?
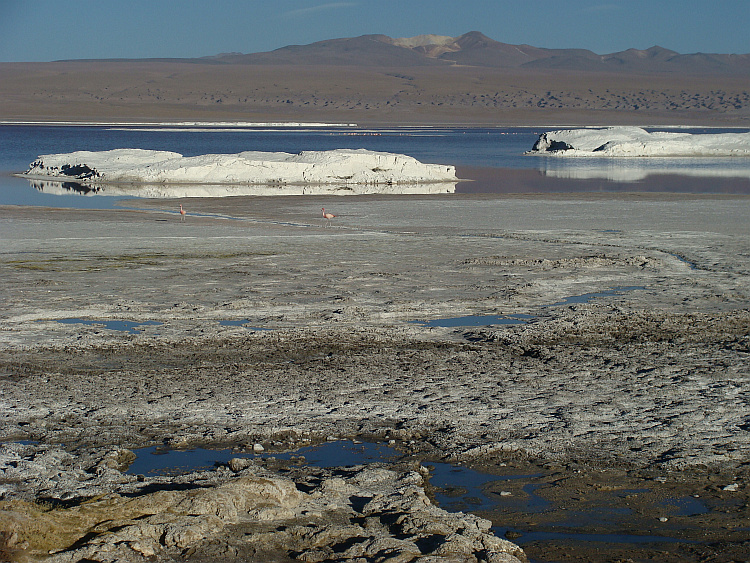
0,0,748,62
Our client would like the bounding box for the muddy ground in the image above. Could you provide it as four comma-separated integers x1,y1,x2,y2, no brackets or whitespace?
1,192,749,562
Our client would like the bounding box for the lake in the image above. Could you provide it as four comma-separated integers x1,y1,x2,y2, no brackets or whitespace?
1,123,749,208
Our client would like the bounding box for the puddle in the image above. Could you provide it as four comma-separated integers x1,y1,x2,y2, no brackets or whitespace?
126,441,538,515
283,440,400,468
2,440,39,446
413,286,645,328
552,507,635,528
521,483,552,512
50,318,162,334
664,495,709,516
411,313,534,328
549,286,645,307
125,440,400,476
427,462,545,512
49,317,273,333
46,289,645,335
218,319,272,330
492,527,699,546
123,439,713,556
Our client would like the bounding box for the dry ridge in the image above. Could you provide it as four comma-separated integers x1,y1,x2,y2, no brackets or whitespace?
1,32,749,125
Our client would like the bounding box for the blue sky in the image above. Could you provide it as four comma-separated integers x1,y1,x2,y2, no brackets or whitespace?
0,0,748,62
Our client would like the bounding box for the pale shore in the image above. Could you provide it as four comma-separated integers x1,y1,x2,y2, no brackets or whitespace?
1,192,749,561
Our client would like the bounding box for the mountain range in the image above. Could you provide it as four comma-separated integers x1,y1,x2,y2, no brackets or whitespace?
196,31,750,74
6,31,748,125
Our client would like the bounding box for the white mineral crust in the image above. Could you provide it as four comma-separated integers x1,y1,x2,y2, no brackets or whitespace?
23,148,458,186
527,126,750,157
27,179,457,198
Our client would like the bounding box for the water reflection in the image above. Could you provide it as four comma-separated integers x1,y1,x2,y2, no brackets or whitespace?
457,166,750,194
428,462,545,512
27,180,103,195
26,178,457,198
493,526,698,546
50,318,162,334
126,440,400,476
539,157,750,182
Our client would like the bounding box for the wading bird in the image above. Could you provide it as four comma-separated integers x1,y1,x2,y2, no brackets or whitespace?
322,207,336,227
179,204,186,222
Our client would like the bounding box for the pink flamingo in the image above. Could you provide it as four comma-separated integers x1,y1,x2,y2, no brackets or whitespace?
179,204,186,222
322,207,336,227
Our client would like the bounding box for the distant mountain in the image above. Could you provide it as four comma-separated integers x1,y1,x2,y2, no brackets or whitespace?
206,31,750,74
210,35,448,67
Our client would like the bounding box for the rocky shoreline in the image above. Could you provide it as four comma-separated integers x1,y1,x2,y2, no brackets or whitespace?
1,193,749,561
1,440,526,562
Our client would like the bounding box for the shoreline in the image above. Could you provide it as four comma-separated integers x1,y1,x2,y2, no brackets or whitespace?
2,120,749,129
3,58,748,128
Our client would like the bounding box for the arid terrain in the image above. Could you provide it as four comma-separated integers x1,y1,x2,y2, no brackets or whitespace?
1,192,749,561
1,32,749,126
1,61,748,126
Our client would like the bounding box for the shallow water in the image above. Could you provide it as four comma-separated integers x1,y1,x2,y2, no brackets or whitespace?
51,317,272,333
0,125,534,207
47,287,644,335
2,124,749,207
123,439,713,556
51,318,162,334
427,462,544,512
126,440,400,476
413,287,644,328
493,527,698,546
664,495,710,516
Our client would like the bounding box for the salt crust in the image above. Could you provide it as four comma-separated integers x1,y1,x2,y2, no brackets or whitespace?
527,126,750,157
23,148,458,186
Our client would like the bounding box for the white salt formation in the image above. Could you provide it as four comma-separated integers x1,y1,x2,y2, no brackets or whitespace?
527,126,750,157
27,178,457,197
23,148,457,186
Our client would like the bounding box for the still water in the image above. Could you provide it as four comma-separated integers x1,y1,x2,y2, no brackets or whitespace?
125,439,706,556
1,124,750,207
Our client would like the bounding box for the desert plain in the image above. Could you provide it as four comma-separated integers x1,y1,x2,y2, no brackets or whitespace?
1,60,749,126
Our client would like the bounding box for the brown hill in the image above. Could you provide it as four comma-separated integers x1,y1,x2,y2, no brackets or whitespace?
205,31,750,75
207,35,450,67
3,32,748,125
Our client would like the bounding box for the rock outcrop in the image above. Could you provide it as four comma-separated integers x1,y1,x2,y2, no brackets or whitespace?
527,126,750,156
23,148,458,186
0,444,526,563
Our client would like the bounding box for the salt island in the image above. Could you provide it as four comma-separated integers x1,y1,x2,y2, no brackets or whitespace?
526,126,750,157
22,148,458,187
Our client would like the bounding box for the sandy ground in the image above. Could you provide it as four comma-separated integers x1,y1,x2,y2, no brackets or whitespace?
1,191,749,561
2,62,749,125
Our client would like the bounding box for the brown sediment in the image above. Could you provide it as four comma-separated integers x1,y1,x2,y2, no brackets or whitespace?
1,61,749,126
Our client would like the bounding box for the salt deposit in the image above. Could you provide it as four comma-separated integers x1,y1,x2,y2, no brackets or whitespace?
527,126,750,157
27,178,456,198
2,194,750,562
22,148,458,187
